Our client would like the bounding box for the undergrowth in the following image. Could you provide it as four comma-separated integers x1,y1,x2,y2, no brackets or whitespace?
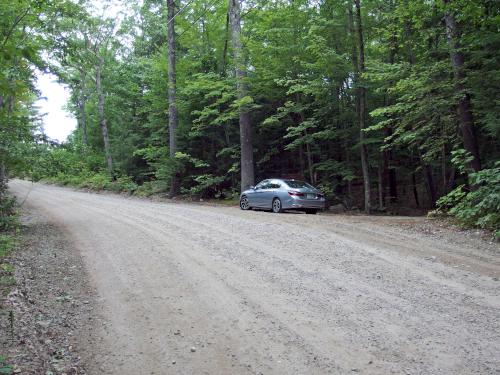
44,173,139,195
42,172,239,203
433,160,500,240
0,191,18,374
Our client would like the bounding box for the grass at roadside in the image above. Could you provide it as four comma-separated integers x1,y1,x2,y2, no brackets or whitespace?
0,192,19,374
0,355,12,374
201,198,239,206
43,173,139,194
40,174,241,206
0,197,18,295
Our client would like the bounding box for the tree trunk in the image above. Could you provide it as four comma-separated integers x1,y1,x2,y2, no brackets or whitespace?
412,170,420,208
305,135,314,184
0,162,6,194
167,0,180,197
298,145,305,179
353,0,371,214
220,10,230,75
377,163,384,210
78,72,88,146
442,141,447,193
96,56,114,179
424,164,437,208
446,167,456,193
229,0,254,191
383,30,398,204
296,94,314,184
443,0,481,172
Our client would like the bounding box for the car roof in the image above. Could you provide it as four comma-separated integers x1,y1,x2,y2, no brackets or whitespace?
257,178,299,184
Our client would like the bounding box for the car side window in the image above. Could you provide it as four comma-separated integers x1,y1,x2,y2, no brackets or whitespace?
270,183,281,189
255,180,268,190
260,182,272,189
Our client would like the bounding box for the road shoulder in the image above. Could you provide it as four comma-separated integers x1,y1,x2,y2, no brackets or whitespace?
0,206,97,374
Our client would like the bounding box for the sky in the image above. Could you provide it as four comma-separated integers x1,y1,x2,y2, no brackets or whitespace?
34,0,130,143
36,72,77,142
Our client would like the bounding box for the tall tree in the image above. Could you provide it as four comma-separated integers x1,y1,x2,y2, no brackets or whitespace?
229,0,254,191
77,68,89,146
353,0,371,214
167,0,180,197
95,54,114,178
443,0,481,173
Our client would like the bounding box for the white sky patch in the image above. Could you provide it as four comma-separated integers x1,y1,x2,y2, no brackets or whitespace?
36,72,77,142
33,1,137,143
91,0,133,22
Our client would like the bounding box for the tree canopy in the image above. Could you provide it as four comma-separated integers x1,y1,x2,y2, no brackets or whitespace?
1,0,499,234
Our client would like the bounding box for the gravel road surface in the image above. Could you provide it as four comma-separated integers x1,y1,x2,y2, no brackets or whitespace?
9,180,500,374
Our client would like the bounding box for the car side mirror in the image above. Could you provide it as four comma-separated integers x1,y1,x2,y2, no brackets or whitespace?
249,185,255,190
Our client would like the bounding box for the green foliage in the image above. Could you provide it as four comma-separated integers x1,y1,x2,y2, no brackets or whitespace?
134,180,167,197
182,174,226,197
0,194,18,294
1,0,498,225
0,355,12,375
0,194,18,232
45,172,139,194
437,162,500,237
368,61,457,161
450,149,475,175
0,234,15,261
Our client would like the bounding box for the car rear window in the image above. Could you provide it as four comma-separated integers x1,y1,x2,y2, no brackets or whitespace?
284,180,314,189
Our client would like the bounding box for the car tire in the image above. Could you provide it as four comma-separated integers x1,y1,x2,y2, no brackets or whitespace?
240,196,251,210
272,198,283,213
305,209,317,215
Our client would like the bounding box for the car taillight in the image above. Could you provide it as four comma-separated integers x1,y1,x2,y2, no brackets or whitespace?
288,191,305,197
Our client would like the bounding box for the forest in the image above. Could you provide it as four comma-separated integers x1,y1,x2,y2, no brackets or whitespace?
0,0,499,234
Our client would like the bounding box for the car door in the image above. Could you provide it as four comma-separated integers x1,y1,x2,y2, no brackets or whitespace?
260,180,280,209
250,180,269,207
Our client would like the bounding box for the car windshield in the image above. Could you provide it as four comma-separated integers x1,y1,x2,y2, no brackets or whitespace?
284,180,314,189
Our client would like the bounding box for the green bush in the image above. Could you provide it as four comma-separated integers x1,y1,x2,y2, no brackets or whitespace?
0,355,12,374
0,196,16,269
134,180,168,197
436,161,500,238
0,195,17,232
109,176,138,194
79,173,110,190
182,174,225,197
0,234,15,260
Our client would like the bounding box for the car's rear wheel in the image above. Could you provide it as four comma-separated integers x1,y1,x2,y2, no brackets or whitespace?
272,198,283,213
305,209,317,215
240,196,251,210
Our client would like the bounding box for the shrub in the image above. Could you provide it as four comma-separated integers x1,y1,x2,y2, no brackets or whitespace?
134,180,168,197
0,195,17,232
0,234,15,260
79,173,111,190
436,161,500,238
182,174,225,197
109,176,138,194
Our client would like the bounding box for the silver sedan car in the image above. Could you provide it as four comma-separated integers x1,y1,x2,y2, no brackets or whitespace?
239,179,325,214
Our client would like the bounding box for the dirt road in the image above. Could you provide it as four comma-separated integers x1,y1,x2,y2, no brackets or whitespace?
8,180,500,374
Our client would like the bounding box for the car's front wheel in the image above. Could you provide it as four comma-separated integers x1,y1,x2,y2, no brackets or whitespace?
272,198,283,213
240,196,251,210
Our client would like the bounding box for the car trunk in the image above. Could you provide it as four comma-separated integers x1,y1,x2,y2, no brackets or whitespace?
291,188,320,200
